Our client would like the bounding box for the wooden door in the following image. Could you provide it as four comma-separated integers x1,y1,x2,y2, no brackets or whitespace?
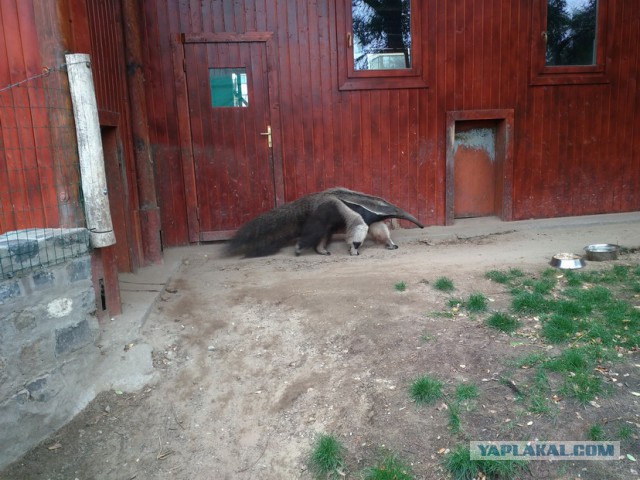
183,40,276,240
453,121,497,218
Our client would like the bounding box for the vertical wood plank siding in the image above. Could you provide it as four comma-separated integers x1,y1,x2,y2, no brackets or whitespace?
85,1,143,270
141,0,640,246
0,1,58,232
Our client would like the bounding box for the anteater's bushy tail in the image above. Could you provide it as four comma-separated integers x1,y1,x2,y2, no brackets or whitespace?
225,196,316,257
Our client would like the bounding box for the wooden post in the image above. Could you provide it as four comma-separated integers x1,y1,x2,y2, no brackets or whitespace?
121,0,163,265
66,53,116,248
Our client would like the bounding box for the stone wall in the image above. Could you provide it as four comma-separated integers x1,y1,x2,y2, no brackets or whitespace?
0,228,100,469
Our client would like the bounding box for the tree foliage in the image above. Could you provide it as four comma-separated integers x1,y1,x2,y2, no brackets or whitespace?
546,0,598,66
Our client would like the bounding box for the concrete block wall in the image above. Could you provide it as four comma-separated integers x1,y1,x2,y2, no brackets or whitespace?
0,229,100,469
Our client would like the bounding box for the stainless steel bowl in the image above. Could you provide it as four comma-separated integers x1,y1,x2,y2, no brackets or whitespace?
550,252,585,269
584,244,619,261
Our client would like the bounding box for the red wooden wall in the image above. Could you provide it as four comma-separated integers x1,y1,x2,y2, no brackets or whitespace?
0,0,147,275
2,1,639,250
0,1,62,232
84,0,143,271
139,0,640,247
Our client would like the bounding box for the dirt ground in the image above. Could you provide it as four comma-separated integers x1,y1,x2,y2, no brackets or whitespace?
3,220,640,480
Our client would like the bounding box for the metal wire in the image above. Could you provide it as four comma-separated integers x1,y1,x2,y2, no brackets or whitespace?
0,64,88,279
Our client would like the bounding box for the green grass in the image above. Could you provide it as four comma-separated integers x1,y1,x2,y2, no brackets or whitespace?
563,269,584,286
486,312,521,333
513,352,548,369
448,298,464,308
511,291,550,315
447,401,462,433
409,375,444,405
308,434,346,479
434,276,455,292
541,313,581,343
545,347,593,372
528,368,552,415
485,270,510,284
530,270,557,294
455,383,479,402
442,445,528,480
588,424,606,441
441,445,478,480
528,391,552,415
618,424,634,440
450,264,640,415
420,333,433,343
485,268,525,284
394,281,407,292
440,384,480,434
560,371,607,404
363,453,415,480
466,293,489,313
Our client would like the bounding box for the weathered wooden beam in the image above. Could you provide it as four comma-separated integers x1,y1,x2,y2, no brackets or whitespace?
66,53,116,248
121,0,162,265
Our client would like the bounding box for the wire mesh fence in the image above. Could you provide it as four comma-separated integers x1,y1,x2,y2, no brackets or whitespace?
0,64,89,280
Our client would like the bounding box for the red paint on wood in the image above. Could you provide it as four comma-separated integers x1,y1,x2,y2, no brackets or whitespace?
135,0,640,245
454,145,495,218
91,247,122,320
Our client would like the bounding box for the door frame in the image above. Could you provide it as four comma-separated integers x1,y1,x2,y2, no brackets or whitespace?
445,109,514,225
172,32,284,242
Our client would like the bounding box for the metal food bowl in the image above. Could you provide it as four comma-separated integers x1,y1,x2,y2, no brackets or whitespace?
584,243,619,261
550,252,586,269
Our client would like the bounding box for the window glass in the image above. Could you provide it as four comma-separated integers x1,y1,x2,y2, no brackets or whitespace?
209,68,248,107
352,0,412,71
546,0,598,66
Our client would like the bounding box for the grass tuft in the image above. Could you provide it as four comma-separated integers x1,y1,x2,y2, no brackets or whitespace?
486,312,521,333
442,445,479,480
442,445,529,480
485,270,510,284
466,293,488,313
434,276,455,292
545,348,592,373
308,434,345,479
618,425,634,440
447,402,462,433
448,298,464,308
409,375,444,405
420,333,433,343
394,281,407,292
511,291,549,315
363,452,415,480
541,314,580,344
531,275,557,295
455,383,479,402
588,424,606,441
560,371,606,404
485,268,525,285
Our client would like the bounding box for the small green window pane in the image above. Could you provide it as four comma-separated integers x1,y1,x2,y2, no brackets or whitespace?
209,68,248,107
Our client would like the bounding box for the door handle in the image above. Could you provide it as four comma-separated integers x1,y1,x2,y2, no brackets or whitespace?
260,125,272,148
